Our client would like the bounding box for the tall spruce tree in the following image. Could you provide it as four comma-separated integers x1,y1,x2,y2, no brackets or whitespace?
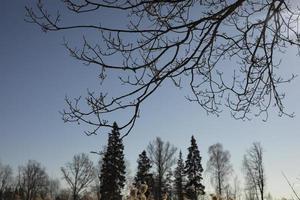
100,122,126,200
184,136,205,200
134,150,154,197
175,151,185,200
134,150,152,185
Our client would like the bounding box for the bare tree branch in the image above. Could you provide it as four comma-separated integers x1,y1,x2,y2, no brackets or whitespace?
282,171,300,200
26,0,300,136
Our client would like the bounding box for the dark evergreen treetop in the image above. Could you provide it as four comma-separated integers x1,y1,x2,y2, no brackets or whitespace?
175,151,185,200
184,136,205,199
135,150,152,186
100,122,126,200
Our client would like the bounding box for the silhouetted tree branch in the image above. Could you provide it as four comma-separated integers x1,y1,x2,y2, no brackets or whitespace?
282,172,300,200
26,0,300,136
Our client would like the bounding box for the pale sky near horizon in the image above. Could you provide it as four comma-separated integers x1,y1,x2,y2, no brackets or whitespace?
1,0,300,198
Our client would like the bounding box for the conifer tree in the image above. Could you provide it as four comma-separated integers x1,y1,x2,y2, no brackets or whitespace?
175,151,185,200
184,136,205,200
134,150,152,186
100,122,126,200
164,170,174,199
134,150,154,197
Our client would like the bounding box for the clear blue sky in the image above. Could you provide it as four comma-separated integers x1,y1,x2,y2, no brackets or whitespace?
1,0,300,198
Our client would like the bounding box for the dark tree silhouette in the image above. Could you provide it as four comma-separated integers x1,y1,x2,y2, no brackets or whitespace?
100,122,126,200
184,136,205,200
174,151,185,200
25,0,300,136
61,153,95,200
134,150,154,198
147,137,177,200
19,160,49,200
134,150,152,186
207,143,232,197
0,162,13,200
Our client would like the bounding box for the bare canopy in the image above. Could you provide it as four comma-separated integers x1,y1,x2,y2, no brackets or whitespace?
207,143,232,197
147,137,177,200
0,162,13,199
18,160,49,200
26,0,300,136
61,153,95,200
243,142,265,200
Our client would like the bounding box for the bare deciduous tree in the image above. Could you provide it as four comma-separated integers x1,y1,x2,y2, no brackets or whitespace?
61,153,95,200
243,142,265,200
207,143,232,197
0,162,13,200
19,160,49,200
147,137,177,200
25,0,300,136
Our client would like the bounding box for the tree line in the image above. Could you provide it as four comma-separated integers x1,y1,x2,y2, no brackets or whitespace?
1,123,267,200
